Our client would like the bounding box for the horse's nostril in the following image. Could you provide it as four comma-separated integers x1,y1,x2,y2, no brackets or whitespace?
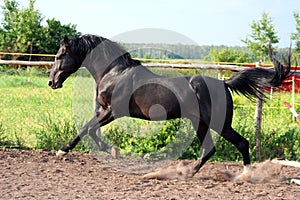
48,81,52,86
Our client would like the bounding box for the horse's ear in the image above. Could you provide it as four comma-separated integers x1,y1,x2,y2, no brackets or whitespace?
63,35,69,45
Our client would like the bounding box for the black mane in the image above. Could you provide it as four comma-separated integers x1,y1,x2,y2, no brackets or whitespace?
68,34,141,69
68,34,105,56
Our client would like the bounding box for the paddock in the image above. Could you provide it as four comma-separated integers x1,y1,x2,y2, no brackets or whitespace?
1,55,300,199
1,149,299,199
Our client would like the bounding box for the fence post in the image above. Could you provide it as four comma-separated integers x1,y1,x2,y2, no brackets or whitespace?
254,61,262,162
255,98,263,162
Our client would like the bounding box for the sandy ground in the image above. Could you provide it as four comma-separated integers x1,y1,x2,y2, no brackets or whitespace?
0,149,299,200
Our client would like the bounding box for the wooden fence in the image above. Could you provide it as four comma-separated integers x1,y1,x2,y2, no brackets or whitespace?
0,60,53,66
0,59,248,71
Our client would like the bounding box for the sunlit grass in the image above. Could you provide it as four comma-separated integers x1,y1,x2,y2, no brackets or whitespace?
0,71,75,148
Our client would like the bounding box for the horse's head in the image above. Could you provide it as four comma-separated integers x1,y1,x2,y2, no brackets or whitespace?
48,36,82,89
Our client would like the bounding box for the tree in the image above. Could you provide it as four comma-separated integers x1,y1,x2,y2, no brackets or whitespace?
242,12,279,161
242,12,279,61
42,18,80,54
0,0,80,59
0,0,44,60
209,48,252,63
291,12,300,53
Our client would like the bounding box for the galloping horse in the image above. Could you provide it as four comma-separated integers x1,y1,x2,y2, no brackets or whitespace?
48,34,291,176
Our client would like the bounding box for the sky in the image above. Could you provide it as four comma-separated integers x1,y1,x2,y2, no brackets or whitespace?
1,0,300,47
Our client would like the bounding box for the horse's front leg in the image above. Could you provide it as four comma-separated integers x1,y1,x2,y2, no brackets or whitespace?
57,108,114,156
88,125,109,153
91,82,110,151
87,107,116,153
88,83,111,152
56,116,98,156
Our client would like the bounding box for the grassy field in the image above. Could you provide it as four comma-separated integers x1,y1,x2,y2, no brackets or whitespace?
0,67,299,161
0,68,76,149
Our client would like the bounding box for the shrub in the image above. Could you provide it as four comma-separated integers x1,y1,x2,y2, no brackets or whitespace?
35,116,88,152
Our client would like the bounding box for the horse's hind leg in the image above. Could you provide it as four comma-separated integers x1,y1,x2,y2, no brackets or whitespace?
192,121,216,175
221,127,251,171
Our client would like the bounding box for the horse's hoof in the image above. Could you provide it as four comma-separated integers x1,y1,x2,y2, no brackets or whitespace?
56,149,68,156
110,146,120,159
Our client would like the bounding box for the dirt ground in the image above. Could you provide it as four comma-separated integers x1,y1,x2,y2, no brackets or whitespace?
0,149,299,200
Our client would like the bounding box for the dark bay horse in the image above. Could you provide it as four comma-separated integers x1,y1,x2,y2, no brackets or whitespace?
48,34,291,176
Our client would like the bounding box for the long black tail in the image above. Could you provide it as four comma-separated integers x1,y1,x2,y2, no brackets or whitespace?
225,46,292,101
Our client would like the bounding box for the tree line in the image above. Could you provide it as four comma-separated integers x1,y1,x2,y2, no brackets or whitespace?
0,0,299,64
124,11,300,64
0,0,79,61
123,43,252,62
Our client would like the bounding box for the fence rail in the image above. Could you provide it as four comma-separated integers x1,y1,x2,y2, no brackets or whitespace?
143,63,246,71
0,60,53,66
0,52,54,57
0,59,249,71
1,58,300,75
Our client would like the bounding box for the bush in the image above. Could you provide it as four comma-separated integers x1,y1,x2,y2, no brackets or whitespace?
102,118,196,160
263,125,300,160
35,116,88,152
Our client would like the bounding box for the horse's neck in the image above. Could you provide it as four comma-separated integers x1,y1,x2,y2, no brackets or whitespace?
83,59,113,82
81,39,127,81
83,65,98,81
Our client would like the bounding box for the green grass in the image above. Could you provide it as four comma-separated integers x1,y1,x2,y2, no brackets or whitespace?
0,67,299,161
226,93,300,161
0,68,76,149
